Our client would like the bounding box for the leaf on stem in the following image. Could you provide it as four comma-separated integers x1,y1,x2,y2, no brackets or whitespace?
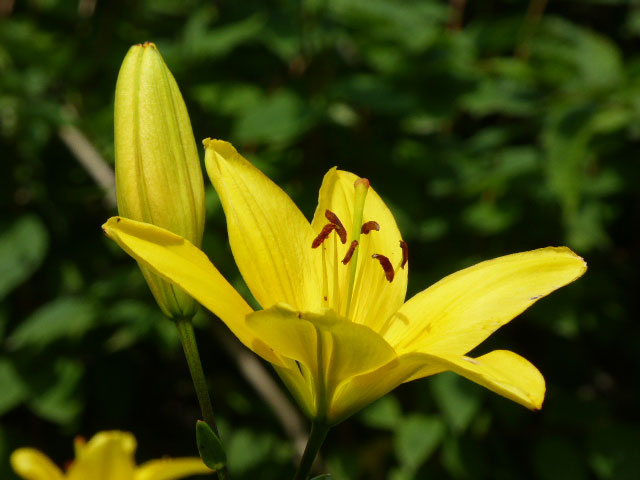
196,420,226,471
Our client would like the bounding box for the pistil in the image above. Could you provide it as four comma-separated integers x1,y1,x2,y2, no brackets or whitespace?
345,178,370,315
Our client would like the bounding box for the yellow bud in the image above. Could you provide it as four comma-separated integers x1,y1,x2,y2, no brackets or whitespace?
114,42,205,318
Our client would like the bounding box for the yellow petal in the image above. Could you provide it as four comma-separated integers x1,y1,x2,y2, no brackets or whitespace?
310,168,407,329
10,448,64,480
102,217,285,367
385,247,587,355
246,303,397,421
273,363,317,420
330,353,437,424
333,348,545,422
408,350,546,410
67,431,136,480
135,458,213,480
204,139,321,312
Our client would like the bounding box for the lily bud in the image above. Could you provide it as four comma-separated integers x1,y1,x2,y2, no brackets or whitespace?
114,42,205,318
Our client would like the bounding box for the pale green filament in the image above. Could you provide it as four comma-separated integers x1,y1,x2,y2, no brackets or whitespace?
345,178,369,316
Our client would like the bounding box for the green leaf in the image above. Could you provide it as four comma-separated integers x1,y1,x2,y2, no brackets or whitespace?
177,9,265,61
226,428,274,475
233,90,314,145
430,372,483,433
0,358,27,415
0,215,48,300
463,201,516,235
359,394,402,430
532,17,623,91
28,358,83,425
310,475,332,480
7,297,95,351
196,420,226,471
394,414,445,472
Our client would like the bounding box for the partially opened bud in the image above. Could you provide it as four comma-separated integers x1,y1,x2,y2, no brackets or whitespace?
114,42,204,318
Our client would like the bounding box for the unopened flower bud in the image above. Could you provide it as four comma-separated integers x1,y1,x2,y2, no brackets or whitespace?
114,42,204,318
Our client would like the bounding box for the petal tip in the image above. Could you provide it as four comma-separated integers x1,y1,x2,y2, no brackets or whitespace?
558,246,588,275
102,216,121,236
202,138,237,157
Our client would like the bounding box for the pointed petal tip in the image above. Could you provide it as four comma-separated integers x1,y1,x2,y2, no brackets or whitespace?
102,216,127,236
547,245,588,275
202,138,237,156
548,245,587,262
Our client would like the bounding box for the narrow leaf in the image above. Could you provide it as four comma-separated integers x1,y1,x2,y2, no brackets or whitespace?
196,420,226,471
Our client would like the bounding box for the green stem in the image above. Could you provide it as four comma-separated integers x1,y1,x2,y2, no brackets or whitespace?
293,422,330,480
175,317,229,480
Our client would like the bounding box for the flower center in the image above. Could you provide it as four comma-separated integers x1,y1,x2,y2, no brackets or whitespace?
311,178,408,320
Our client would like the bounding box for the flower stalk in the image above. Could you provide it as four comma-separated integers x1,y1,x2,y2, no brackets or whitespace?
175,317,229,480
293,422,330,480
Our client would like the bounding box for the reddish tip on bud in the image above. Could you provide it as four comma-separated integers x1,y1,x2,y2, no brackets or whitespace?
372,254,394,282
400,240,408,269
354,178,370,189
342,240,359,265
361,221,380,235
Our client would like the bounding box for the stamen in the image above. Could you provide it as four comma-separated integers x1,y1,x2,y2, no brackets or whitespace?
400,240,409,269
321,242,329,303
325,210,347,244
361,221,380,235
341,240,359,265
372,254,395,282
312,224,337,248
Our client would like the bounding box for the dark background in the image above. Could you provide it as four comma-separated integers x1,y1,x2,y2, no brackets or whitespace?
1,0,639,478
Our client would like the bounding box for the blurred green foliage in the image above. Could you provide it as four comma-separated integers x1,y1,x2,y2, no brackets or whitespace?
1,0,639,479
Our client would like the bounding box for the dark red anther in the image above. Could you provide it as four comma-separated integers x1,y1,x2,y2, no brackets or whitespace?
361,221,380,235
341,240,359,265
325,210,347,244
400,240,408,269
325,209,344,230
372,254,394,282
312,224,337,248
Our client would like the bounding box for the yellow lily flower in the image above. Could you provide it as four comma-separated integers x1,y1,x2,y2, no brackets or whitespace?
102,139,587,425
10,430,212,480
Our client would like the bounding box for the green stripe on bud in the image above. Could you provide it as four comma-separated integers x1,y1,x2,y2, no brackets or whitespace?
114,42,205,318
